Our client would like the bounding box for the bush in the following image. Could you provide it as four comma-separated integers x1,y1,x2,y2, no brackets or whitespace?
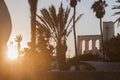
104,35,120,62
77,54,102,61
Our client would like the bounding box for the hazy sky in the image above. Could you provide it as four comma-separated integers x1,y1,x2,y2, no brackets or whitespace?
5,0,120,57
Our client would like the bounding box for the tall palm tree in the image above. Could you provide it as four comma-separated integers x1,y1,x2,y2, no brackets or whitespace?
28,0,38,53
91,0,107,61
70,0,80,57
112,0,120,27
15,35,23,54
36,3,82,70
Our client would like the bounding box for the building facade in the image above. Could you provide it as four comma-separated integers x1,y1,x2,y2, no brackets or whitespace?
77,21,114,55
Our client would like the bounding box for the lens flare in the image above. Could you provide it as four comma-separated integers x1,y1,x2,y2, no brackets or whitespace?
7,47,18,60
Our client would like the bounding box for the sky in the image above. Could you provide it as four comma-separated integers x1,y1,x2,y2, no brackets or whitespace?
5,0,120,57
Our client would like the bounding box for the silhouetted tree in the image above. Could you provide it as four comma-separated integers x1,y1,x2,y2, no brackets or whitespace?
36,24,54,55
69,0,81,71
70,0,80,57
28,0,38,54
112,0,120,27
104,34,120,62
15,34,22,54
37,3,82,70
36,23,54,70
91,0,107,61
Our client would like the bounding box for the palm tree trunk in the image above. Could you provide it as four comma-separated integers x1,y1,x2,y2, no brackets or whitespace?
73,6,80,70
31,12,36,54
17,42,20,54
29,0,38,54
73,6,77,57
56,38,66,70
100,18,105,61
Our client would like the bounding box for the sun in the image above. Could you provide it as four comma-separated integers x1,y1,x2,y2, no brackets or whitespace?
7,46,18,60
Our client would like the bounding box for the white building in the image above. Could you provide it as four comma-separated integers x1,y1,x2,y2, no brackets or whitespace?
77,21,114,55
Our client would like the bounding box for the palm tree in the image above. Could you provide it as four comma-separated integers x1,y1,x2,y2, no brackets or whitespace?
91,0,107,61
69,0,81,71
70,0,80,57
28,0,38,53
15,35,23,54
36,24,55,70
36,3,82,70
112,0,120,27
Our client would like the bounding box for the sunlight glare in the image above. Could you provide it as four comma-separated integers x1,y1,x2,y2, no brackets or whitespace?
7,47,18,60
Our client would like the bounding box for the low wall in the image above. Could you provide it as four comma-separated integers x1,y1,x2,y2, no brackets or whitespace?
1,61,120,80
84,61,120,72
20,71,120,80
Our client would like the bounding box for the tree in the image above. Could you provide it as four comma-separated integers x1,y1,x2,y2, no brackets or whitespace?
15,34,22,54
37,3,82,70
91,0,107,61
36,24,54,55
70,0,80,57
28,0,38,53
112,0,120,27
69,0,81,71
104,34,120,62
35,24,55,70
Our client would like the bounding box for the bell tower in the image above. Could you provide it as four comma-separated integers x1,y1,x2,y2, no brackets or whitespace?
103,21,114,40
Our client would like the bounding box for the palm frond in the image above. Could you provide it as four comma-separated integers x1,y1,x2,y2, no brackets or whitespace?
15,35,23,42
37,15,59,38
67,13,83,37
41,8,54,29
113,11,120,16
114,17,120,23
112,5,120,9
116,0,120,3
64,7,71,29
91,0,107,18
117,21,120,27
58,3,65,34
67,29,72,37
37,15,51,30
36,20,56,37
112,0,120,16
114,17,120,27
49,5,58,33
37,3,76,42
65,14,73,30
60,6,71,36
75,13,84,23
36,21,57,42
91,1,98,12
